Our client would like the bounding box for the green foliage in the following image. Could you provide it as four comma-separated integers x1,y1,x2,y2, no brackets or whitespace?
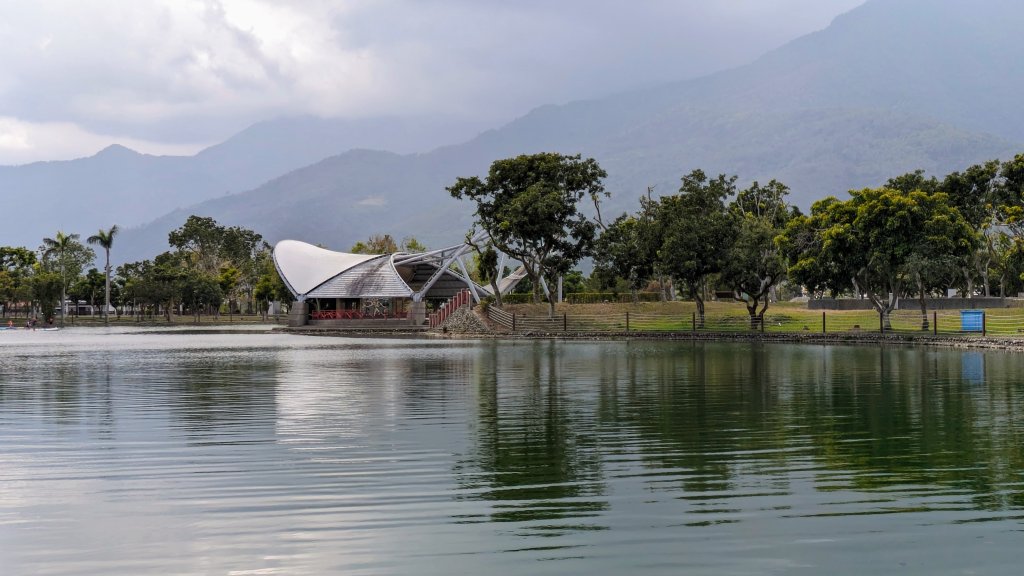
594,214,657,300
41,231,95,325
87,225,119,323
565,292,662,304
658,170,736,319
449,152,607,316
721,179,793,326
68,268,106,309
179,270,223,320
0,247,36,316
789,187,975,320
350,234,425,255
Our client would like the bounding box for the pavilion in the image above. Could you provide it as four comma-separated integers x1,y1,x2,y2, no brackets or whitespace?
273,235,525,327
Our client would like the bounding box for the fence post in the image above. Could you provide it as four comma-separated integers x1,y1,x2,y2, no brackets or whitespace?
880,311,884,334
563,312,567,332
822,311,826,334
760,314,765,333
626,311,630,332
933,311,937,336
692,311,696,332
983,311,987,337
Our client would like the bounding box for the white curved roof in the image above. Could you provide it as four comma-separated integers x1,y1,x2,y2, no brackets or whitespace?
306,256,413,298
273,239,380,296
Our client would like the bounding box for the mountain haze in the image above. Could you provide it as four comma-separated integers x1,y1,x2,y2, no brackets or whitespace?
0,116,487,251
115,0,1024,263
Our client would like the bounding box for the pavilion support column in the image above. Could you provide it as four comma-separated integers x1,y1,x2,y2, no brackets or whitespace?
410,300,427,326
288,300,308,327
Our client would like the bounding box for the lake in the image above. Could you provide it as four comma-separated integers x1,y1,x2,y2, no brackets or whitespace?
1,327,1022,575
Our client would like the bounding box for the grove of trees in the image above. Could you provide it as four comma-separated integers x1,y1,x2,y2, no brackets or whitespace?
0,215,291,323
591,153,1024,329
7,152,1024,331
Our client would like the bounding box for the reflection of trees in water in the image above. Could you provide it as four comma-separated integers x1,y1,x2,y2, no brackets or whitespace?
453,340,1024,522
801,347,1024,510
608,342,793,495
613,343,1024,512
456,341,608,533
159,353,279,440
0,352,117,436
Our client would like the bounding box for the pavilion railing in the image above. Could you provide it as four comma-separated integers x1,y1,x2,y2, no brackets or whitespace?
429,290,472,328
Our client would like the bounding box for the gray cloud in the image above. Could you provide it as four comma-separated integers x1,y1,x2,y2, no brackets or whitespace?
0,0,864,164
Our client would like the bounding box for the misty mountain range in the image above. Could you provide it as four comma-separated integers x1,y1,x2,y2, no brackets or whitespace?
3,0,1022,265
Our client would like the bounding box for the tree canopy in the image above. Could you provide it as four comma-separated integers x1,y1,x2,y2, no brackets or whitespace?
449,152,608,316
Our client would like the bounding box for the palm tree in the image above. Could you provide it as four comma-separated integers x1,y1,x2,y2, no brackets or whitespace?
87,225,119,325
42,231,79,327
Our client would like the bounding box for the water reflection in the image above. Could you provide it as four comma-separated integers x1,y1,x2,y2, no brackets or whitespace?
455,342,1024,538
2,332,1024,575
457,341,608,538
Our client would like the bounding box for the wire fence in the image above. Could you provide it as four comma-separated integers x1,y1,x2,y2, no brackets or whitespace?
484,307,1023,337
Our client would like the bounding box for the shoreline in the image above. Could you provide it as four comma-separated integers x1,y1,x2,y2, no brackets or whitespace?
275,326,1024,352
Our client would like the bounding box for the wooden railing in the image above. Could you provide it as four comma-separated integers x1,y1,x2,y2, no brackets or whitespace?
429,290,472,328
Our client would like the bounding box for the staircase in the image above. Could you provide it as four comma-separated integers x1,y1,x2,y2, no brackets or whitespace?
429,289,472,328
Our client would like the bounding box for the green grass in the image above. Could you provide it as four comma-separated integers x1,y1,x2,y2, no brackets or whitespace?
500,300,1024,337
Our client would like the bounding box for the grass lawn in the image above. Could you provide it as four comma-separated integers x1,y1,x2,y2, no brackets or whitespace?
499,300,1024,336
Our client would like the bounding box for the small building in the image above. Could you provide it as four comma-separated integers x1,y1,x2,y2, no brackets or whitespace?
273,239,497,327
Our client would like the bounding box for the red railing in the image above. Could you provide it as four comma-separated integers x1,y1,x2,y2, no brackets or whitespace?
429,290,472,328
310,310,408,320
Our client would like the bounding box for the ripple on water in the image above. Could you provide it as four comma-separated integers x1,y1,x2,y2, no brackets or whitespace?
1,335,1024,574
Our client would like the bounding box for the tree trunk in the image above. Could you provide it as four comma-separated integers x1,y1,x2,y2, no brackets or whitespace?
489,278,502,307
963,267,975,298
916,274,929,331
747,301,759,330
695,293,706,329
104,248,111,326
760,293,771,327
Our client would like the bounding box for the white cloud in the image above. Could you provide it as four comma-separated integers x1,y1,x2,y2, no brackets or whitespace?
0,117,205,166
0,0,866,165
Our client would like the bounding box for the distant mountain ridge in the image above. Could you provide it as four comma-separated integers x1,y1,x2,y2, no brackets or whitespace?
6,0,1024,267
0,115,488,251
113,0,1024,263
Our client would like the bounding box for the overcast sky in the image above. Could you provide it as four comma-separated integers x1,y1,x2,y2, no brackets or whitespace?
0,0,865,165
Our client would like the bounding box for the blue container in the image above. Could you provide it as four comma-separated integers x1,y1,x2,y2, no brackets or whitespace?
960,310,984,332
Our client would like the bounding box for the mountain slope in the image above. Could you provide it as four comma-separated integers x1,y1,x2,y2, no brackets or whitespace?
0,116,486,250
115,0,1024,263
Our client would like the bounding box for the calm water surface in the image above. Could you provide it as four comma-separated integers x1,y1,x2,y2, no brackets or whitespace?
1,327,1023,575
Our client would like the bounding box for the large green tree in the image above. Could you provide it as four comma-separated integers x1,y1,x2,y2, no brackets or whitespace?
168,216,225,274
657,170,735,326
594,214,657,304
778,198,851,299
41,231,95,326
721,180,794,329
795,187,974,329
448,152,608,317
0,247,36,318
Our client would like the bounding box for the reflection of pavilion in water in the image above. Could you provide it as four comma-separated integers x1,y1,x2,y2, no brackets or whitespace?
273,233,526,328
